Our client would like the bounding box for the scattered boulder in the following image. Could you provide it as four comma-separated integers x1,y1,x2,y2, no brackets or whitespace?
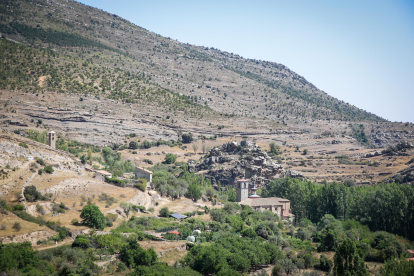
283,170,303,178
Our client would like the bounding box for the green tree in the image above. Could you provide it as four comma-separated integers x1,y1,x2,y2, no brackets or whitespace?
182,132,193,143
333,238,368,276
44,166,54,174
159,207,170,217
186,184,202,201
87,147,92,165
381,258,414,276
269,142,280,155
0,242,39,272
120,240,157,268
24,186,43,202
72,235,91,249
129,140,139,149
80,155,87,164
80,205,106,230
164,153,177,164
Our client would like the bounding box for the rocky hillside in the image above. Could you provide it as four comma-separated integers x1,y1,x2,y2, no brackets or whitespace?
190,141,293,187
0,0,384,124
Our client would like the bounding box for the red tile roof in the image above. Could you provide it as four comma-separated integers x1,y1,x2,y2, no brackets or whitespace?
239,197,290,206
136,167,153,174
168,231,180,235
96,170,112,176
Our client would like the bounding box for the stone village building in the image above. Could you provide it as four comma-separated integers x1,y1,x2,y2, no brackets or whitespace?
135,167,153,183
236,179,294,221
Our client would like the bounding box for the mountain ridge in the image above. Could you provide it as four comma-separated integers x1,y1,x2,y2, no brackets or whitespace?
0,0,384,123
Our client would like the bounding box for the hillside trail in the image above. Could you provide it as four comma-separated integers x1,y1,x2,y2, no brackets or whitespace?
35,238,72,251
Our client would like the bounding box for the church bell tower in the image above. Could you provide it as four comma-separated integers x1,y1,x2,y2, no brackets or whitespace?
236,179,249,202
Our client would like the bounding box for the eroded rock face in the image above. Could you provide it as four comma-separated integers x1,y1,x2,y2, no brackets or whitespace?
192,141,284,187
0,230,55,244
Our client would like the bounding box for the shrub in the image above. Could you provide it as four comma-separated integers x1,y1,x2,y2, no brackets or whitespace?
318,254,333,272
36,158,45,166
36,204,45,215
24,185,43,202
143,158,153,164
241,227,257,238
120,240,158,268
164,153,177,164
14,204,25,211
181,133,193,143
44,166,54,174
129,140,139,149
38,169,43,175
12,222,22,231
19,142,28,148
72,235,91,249
135,179,147,192
105,177,125,187
159,207,170,217
106,213,118,222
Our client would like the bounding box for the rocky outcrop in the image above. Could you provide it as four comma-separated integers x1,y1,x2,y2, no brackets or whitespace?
0,230,55,244
282,170,303,178
192,141,283,187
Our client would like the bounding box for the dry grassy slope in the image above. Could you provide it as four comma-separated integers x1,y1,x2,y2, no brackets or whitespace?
0,132,216,245
0,0,384,123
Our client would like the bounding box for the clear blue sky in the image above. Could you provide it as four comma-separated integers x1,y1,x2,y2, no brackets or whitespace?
79,0,414,123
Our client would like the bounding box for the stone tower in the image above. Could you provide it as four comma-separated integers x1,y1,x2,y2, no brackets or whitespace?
48,131,56,149
236,179,249,202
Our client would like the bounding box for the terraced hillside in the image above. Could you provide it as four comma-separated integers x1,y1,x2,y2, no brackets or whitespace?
0,0,384,124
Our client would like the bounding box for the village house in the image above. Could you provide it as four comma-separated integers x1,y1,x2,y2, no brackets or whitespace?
236,179,294,221
94,170,112,182
135,167,153,183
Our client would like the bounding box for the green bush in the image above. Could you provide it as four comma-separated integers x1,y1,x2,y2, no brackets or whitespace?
24,186,43,202
36,158,45,166
159,207,170,217
120,240,157,268
181,133,193,143
143,158,153,164
134,179,147,192
44,166,54,174
106,213,118,222
164,153,177,164
72,235,91,249
131,262,202,276
19,142,28,148
318,254,333,272
14,204,25,211
105,176,125,187
12,222,22,231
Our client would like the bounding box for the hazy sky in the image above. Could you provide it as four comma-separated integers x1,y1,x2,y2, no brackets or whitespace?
79,0,414,123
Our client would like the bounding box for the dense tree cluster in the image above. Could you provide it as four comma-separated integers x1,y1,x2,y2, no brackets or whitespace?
263,178,414,240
